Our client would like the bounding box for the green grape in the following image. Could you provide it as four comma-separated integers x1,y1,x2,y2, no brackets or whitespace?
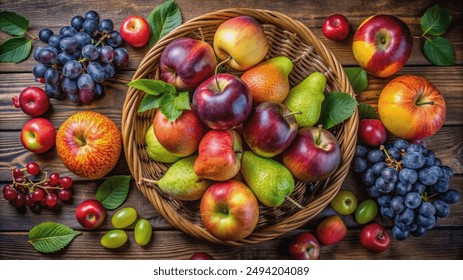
355,199,378,224
100,230,128,249
134,219,152,246
111,207,137,229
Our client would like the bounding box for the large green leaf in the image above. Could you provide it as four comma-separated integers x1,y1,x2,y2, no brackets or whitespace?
128,79,176,96
319,92,358,129
28,222,81,254
344,67,368,93
95,175,131,210
358,103,378,120
0,37,32,63
147,0,182,47
0,10,29,36
423,37,455,66
420,4,452,36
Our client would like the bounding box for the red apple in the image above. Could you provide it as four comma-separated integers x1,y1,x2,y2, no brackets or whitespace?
75,199,106,230
153,106,205,157
352,14,413,77
243,102,298,158
378,75,446,140
194,130,242,181
160,37,217,91
358,119,387,147
282,126,341,182
15,86,50,117
316,215,347,246
360,222,390,253
289,232,320,260
119,15,150,48
56,111,121,179
200,180,259,241
20,118,56,154
322,14,350,41
193,73,252,130
189,252,214,260
213,16,269,71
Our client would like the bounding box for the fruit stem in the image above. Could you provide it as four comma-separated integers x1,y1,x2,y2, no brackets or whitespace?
286,195,305,210
214,56,232,91
138,177,158,186
416,100,434,106
316,125,323,146
25,31,38,40
380,145,402,171
95,33,111,47
283,111,302,119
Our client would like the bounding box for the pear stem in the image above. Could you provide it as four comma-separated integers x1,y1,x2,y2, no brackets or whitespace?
316,124,323,146
138,177,158,186
286,196,305,210
214,56,232,91
283,111,302,119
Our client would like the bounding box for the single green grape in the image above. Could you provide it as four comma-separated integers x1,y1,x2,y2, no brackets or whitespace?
111,207,137,229
134,219,152,246
355,199,378,224
100,229,128,249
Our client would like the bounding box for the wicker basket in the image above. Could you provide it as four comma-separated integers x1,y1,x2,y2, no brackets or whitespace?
122,8,358,246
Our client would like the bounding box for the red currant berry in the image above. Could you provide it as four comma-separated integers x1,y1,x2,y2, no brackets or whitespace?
60,177,73,189
13,193,26,207
26,162,41,176
39,198,47,206
45,193,58,208
25,194,37,207
58,189,72,201
12,167,24,179
2,184,11,194
49,173,60,186
3,188,17,202
31,188,45,202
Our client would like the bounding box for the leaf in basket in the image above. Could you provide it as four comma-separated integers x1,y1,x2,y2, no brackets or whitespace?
344,67,368,93
159,92,191,121
147,0,182,48
358,103,378,120
28,222,81,254
128,79,176,96
319,92,358,129
95,175,131,210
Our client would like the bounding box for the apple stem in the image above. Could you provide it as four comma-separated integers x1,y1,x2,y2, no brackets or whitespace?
214,56,232,91
283,111,302,119
416,100,434,106
316,125,323,146
138,177,158,186
286,196,305,210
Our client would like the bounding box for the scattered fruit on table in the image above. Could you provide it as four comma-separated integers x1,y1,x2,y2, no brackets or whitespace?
288,232,320,260
119,15,150,48
111,207,138,229
134,219,153,246
189,252,214,260
243,102,298,158
352,14,412,78
2,162,73,210
145,124,181,163
100,229,128,249
200,180,259,241
20,117,56,154
358,119,387,147
330,190,358,215
33,10,129,103
241,56,293,104
213,15,268,71
322,14,350,41
316,215,347,246
193,73,252,130
282,126,341,182
352,139,460,240
75,199,106,229
378,75,446,140
194,129,243,181
283,72,326,128
56,111,121,179
241,151,295,208
355,199,378,224
153,106,205,157
160,37,217,91
359,222,390,253
13,86,50,117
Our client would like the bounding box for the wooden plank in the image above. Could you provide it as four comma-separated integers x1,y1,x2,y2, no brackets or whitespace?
0,228,462,260
0,0,461,72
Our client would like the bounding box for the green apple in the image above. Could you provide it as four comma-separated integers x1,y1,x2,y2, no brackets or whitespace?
330,190,358,215
145,124,181,163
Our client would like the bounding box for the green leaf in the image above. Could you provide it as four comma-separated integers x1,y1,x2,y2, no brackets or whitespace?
0,37,32,63
159,92,183,121
358,103,378,120
28,222,81,254
174,91,190,110
147,0,182,47
137,94,163,113
344,67,368,93
423,37,455,66
95,175,131,210
319,92,358,129
0,10,29,36
128,79,176,96
420,4,452,36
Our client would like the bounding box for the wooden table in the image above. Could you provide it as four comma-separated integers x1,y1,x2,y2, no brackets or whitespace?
1,0,462,260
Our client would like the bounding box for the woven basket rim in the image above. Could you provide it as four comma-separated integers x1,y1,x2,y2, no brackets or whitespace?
122,8,359,246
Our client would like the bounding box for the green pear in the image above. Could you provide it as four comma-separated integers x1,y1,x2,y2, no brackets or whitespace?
157,156,212,201
283,71,326,127
145,124,181,163
240,151,294,207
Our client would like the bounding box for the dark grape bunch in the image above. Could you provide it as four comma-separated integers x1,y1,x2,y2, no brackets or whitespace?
33,10,129,104
351,139,461,241
2,162,74,211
